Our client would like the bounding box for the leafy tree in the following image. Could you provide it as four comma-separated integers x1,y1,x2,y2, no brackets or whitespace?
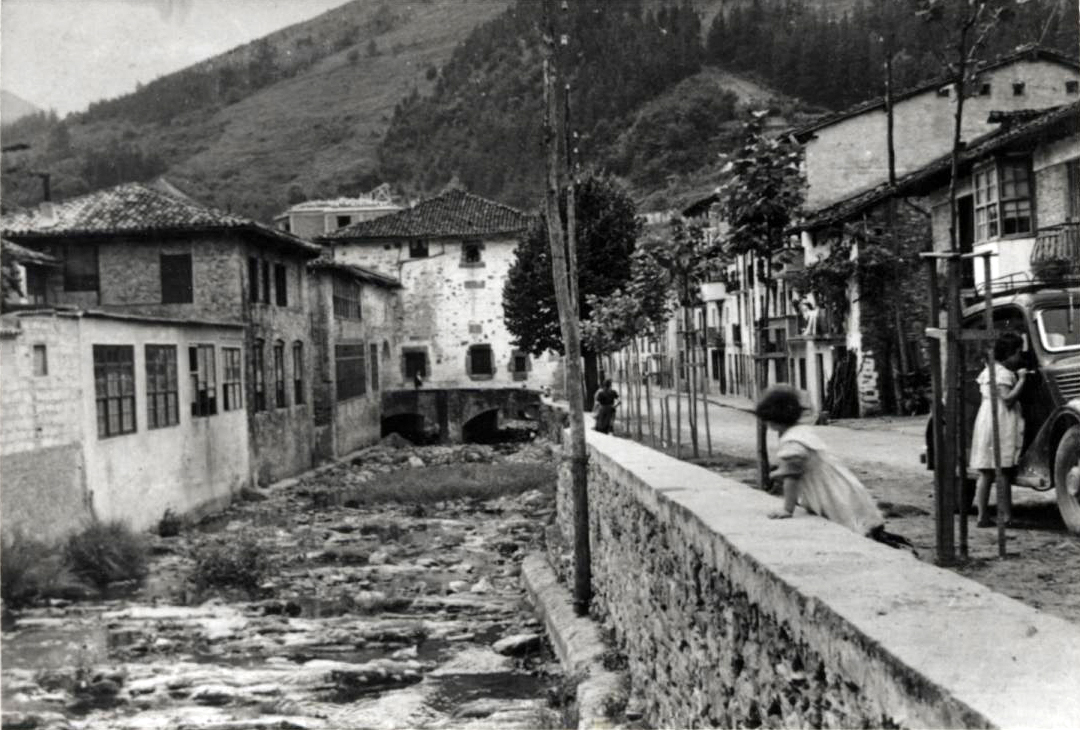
504,173,642,406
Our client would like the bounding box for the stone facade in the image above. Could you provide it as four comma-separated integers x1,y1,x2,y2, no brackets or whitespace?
551,431,1080,729
802,56,1079,209
331,235,560,392
1,310,249,539
309,264,402,460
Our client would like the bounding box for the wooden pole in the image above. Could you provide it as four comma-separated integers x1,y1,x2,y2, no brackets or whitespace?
674,334,683,459
684,302,700,458
541,1,589,613
981,253,1008,558
924,256,949,563
633,337,643,442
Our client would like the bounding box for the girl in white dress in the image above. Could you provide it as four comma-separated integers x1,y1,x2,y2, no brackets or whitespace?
756,386,893,540
969,332,1028,528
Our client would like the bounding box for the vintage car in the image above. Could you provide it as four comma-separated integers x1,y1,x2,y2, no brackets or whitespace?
924,283,1080,533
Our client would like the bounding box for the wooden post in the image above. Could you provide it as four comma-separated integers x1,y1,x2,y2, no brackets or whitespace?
540,1,589,613
674,332,683,459
981,253,1009,558
924,255,950,564
684,302,700,458
645,348,655,447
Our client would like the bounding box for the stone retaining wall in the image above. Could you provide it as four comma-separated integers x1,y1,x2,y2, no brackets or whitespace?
552,429,1080,729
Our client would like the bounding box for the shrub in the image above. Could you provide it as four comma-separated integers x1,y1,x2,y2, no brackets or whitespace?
344,462,556,506
65,520,149,590
190,537,273,594
157,509,182,538
1,530,68,608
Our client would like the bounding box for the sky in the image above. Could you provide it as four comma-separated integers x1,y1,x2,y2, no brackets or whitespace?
1,0,352,116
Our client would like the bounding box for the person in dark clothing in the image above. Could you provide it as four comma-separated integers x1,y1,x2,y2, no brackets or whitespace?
593,379,619,434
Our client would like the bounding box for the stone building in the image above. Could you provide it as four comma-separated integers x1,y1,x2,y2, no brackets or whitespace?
2,238,60,308
0,182,322,485
273,184,402,239
307,257,402,459
321,189,560,392
0,309,248,539
794,45,1080,211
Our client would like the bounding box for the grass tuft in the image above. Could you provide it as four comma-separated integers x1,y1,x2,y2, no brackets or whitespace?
190,537,274,594
344,462,555,506
1,530,69,608
65,520,149,590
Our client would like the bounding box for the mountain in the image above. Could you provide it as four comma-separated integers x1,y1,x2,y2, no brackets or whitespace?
1,90,43,124
0,0,511,220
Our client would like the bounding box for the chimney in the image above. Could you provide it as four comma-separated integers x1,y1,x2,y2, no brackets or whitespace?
39,201,56,227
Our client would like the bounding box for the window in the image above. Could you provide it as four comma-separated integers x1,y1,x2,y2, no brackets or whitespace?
189,344,217,417
974,165,999,241
63,244,98,292
249,257,260,302
273,341,286,408
978,82,991,96
29,343,48,376
999,160,1032,235
93,345,135,438
332,276,362,319
511,350,529,381
26,267,48,304
403,349,427,381
461,240,483,266
223,347,242,411
1067,159,1080,221
409,239,429,258
336,343,367,400
370,342,379,392
146,345,179,429
274,263,288,306
293,341,305,405
252,340,266,411
336,215,351,229
261,260,271,304
937,86,951,98
1012,82,1025,96
467,344,494,379
160,253,193,304
1067,80,1079,95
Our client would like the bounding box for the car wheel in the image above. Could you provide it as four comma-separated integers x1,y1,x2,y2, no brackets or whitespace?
1053,425,1080,535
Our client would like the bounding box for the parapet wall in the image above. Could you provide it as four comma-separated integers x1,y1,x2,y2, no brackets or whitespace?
552,429,1080,729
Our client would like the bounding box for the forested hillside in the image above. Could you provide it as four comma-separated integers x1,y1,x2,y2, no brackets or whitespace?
377,0,1076,209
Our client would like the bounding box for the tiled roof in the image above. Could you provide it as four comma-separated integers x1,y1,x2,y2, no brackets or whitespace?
308,256,402,289
792,45,1079,142
799,101,1078,231
1,182,320,256
324,189,533,240
1,238,59,266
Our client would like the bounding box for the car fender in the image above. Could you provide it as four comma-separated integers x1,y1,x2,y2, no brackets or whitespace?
1025,400,1080,483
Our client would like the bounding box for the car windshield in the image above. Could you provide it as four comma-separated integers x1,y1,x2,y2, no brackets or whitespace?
1036,306,1080,352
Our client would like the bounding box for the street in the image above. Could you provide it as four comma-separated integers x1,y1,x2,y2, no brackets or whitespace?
608,383,1080,625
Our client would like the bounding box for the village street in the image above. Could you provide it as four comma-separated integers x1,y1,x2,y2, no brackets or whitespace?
609,384,1080,625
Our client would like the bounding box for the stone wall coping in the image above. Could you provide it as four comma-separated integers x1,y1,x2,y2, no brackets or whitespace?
584,429,1080,729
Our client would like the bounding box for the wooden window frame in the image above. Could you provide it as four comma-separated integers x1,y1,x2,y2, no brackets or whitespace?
274,263,288,306
189,344,218,417
32,344,48,377
335,342,367,401
369,342,380,392
408,239,429,259
292,341,305,405
252,339,266,412
332,276,362,319
63,244,99,292
248,257,260,303
222,347,243,411
94,345,136,438
146,344,179,429
466,343,495,380
974,157,1035,243
273,340,286,408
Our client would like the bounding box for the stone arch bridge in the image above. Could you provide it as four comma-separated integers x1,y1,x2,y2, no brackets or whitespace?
380,388,543,443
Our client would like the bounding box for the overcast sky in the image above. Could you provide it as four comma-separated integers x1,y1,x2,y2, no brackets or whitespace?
2,0,351,116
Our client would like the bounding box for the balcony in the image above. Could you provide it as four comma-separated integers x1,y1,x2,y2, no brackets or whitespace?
1031,222,1080,279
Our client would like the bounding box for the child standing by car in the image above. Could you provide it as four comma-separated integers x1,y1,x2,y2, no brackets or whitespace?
969,332,1028,528
757,386,913,550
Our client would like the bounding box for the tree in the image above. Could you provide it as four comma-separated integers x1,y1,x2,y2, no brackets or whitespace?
503,172,643,408
718,112,805,484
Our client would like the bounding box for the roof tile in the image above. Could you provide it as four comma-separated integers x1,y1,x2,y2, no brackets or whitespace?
325,189,533,240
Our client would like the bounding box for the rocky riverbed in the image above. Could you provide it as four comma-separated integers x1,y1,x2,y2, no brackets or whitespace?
2,440,570,730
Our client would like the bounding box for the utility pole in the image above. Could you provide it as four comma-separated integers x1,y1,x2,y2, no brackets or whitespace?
541,0,590,614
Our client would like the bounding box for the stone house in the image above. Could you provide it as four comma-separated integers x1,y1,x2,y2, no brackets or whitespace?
794,45,1080,211
321,189,560,392
2,237,60,308
307,257,402,459
273,184,402,239
0,309,248,540
891,101,1079,285
0,182,322,485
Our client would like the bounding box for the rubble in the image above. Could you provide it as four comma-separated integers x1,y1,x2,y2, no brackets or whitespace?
1,439,565,729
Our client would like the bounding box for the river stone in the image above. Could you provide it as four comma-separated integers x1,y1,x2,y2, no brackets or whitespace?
368,550,391,566
470,578,494,594
447,580,471,593
407,456,425,468
191,684,241,706
492,633,542,656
